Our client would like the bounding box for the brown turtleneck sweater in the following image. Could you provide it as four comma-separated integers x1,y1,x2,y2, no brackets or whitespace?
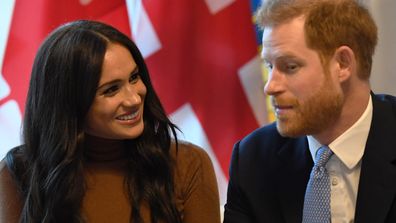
0,139,220,223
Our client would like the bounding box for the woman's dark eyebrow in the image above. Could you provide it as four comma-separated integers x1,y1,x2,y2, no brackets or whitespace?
97,66,139,91
131,66,139,74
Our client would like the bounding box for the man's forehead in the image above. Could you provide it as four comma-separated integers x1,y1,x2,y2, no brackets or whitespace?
261,17,307,57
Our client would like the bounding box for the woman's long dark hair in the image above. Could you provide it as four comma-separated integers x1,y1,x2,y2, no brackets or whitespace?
5,20,181,223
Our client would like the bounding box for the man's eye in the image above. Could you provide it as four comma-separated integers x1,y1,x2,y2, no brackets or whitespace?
282,63,300,74
264,62,273,70
287,64,298,70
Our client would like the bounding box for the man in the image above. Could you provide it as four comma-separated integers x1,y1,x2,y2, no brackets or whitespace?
223,0,396,222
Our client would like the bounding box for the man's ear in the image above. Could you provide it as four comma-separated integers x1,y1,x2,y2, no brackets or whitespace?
334,46,356,82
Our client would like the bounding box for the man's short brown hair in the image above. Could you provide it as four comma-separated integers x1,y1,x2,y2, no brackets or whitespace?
256,0,378,79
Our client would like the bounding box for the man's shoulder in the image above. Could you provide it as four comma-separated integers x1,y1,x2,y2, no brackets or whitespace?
235,123,304,160
374,93,396,104
239,122,290,149
373,93,396,116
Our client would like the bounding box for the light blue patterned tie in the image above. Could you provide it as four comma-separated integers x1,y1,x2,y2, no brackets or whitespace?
302,146,333,223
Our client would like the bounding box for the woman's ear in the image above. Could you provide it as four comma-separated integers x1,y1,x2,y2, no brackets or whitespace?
334,45,356,82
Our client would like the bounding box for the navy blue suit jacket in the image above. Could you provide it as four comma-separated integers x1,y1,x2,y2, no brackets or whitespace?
224,94,396,223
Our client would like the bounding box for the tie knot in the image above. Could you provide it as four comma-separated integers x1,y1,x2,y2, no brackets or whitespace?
315,146,333,167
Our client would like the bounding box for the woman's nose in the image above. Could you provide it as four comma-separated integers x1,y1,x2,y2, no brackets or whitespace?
121,85,142,107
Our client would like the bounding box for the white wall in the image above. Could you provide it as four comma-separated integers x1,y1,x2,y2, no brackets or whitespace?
367,1,396,95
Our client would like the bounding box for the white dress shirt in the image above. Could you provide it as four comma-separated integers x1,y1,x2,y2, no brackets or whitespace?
307,96,373,223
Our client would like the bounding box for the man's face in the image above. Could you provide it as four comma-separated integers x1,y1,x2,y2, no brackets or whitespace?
262,16,344,137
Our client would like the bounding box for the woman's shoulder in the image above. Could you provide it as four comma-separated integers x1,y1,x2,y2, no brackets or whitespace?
170,140,215,180
0,158,23,223
170,140,220,221
0,158,14,184
171,140,212,165
0,158,8,178
0,158,5,171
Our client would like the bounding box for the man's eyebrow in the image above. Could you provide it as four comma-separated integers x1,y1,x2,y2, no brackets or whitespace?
263,52,300,61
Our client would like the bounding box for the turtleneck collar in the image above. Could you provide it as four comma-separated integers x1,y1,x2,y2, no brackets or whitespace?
84,134,127,163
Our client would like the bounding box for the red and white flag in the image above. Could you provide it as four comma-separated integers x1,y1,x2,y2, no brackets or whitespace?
0,0,268,205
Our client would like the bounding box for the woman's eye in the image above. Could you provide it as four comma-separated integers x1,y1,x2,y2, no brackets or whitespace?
129,73,140,84
102,85,119,95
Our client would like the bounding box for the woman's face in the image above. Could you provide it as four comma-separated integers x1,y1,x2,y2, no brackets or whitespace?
85,43,147,140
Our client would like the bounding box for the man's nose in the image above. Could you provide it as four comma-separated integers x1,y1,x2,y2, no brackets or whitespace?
264,69,284,96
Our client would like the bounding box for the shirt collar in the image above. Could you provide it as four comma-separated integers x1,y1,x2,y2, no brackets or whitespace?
307,95,373,169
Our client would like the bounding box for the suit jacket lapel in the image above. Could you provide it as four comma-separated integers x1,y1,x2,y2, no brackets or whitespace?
277,137,313,223
355,95,396,222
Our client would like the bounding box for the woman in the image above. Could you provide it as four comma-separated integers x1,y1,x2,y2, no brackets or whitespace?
0,20,220,223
